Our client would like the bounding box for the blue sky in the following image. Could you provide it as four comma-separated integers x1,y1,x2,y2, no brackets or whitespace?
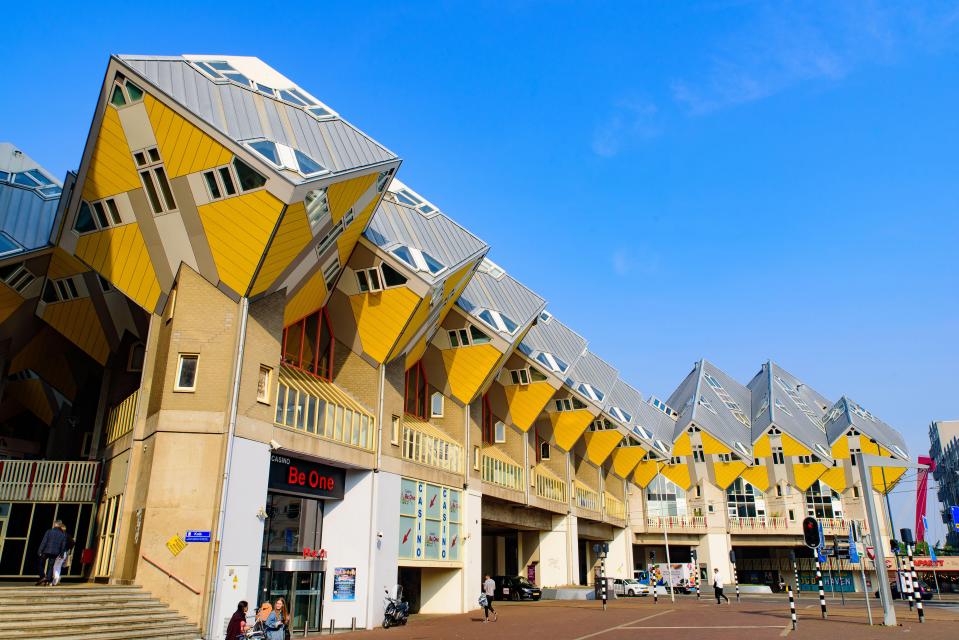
2,1,957,540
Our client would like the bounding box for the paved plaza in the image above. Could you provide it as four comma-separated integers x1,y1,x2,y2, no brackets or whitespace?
309,596,959,640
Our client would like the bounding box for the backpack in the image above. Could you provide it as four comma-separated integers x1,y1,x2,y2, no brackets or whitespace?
478,594,488,607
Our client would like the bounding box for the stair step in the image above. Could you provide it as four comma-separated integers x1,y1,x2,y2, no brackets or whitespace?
0,601,170,617
0,611,187,631
7,619,200,640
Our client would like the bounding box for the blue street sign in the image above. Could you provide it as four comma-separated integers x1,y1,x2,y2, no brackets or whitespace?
818,522,825,548
952,506,959,531
184,530,211,543
848,527,859,564
817,547,827,563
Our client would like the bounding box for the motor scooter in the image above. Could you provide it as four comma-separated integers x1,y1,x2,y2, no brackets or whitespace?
383,586,410,628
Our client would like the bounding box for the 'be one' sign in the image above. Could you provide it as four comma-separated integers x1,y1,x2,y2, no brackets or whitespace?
269,454,345,499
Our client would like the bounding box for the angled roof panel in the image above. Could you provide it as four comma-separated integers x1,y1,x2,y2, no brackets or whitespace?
766,362,832,459
519,313,587,377
567,350,618,405
456,260,545,342
746,365,773,441
632,401,678,456
0,143,61,256
824,397,908,458
697,360,753,456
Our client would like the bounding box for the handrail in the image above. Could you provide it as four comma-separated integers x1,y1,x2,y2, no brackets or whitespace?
141,554,201,594
481,453,524,491
0,460,100,502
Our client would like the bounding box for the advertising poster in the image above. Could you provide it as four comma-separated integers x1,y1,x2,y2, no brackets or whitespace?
332,567,356,601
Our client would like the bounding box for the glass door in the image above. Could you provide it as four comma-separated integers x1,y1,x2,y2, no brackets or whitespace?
269,570,324,633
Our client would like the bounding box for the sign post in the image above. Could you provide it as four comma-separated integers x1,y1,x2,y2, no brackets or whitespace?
851,522,872,625
729,549,740,603
789,550,800,603
649,551,657,605
923,516,942,600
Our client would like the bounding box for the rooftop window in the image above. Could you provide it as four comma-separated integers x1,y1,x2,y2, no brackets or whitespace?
774,398,792,417
609,406,632,423
246,139,327,177
194,60,252,87
1,169,61,200
0,232,22,257
698,395,717,415
392,188,439,216
703,372,750,427
391,245,445,275
478,258,505,279
109,77,145,108
650,397,678,418
535,351,568,374
539,310,553,323
577,382,604,403
775,376,825,431
477,308,518,335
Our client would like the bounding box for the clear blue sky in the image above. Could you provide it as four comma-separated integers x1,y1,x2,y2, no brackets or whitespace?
2,1,956,540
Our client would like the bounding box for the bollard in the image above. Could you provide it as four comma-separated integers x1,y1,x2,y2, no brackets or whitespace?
329,619,334,635
907,545,924,623
903,549,915,611
653,579,658,605
692,552,700,600
600,555,607,612
732,563,740,602
352,617,357,631
815,560,828,619
788,586,797,630
303,618,309,638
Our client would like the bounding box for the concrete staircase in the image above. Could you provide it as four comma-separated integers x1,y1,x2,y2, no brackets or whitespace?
0,584,202,640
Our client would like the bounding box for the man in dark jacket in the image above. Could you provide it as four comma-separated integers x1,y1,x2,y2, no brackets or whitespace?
36,520,67,585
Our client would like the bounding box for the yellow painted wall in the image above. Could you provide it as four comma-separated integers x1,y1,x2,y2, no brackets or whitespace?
831,436,850,459
662,463,692,490
611,446,646,478
701,431,731,454
871,466,906,494
781,433,812,456
48,250,90,280
197,189,284,295
283,269,328,325
8,379,54,425
740,465,771,492
632,460,661,488
819,466,846,492
250,203,309,296
386,297,429,363
337,198,379,266
551,409,593,451
82,107,141,202
349,287,421,364
503,381,555,432
753,434,772,457
404,336,429,371
441,343,502,404
144,95,232,178
673,432,692,456
75,222,162,312
583,430,623,466
792,462,827,490
712,461,746,489
327,173,377,223
41,298,109,364
0,285,22,324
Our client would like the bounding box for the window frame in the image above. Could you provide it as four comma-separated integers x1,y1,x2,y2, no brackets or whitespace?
174,354,199,392
494,420,507,444
127,342,146,373
257,365,272,404
391,415,401,446
430,392,444,418
133,146,178,215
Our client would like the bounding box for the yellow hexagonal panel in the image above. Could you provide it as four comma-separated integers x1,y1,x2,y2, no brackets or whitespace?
551,409,593,451
349,287,421,364
441,343,502,404
503,381,555,432
82,107,142,202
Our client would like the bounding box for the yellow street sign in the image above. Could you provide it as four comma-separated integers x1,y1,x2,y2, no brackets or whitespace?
166,535,187,557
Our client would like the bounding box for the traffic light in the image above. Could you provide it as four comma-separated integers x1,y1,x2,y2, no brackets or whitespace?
890,539,900,554
802,517,820,548
900,528,915,546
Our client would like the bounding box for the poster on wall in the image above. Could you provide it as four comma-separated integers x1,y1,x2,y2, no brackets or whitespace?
398,478,462,562
332,567,356,601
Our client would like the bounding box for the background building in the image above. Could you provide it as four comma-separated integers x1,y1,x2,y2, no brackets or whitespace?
930,420,959,548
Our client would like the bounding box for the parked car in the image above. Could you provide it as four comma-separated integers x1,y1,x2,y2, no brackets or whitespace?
612,578,649,597
874,580,933,601
493,575,542,601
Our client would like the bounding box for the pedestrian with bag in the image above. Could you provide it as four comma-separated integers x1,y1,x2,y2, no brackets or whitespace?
35,519,67,585
481,575,497,622
713,568,729,604
51,523,75,586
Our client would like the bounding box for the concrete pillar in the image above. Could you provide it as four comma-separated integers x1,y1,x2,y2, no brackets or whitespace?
697,531,732,585
568,515,580,585
539,514,570,587
607,526,630,579
495,536,507,575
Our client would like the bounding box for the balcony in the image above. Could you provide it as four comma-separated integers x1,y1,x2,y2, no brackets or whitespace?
276,366,376,451
819,518,866,534
727,516,790,531
575,482,600,512
481,449,524,492
645,515,707,531
105,389,139,444
0,460,100,502
534,466,567,504
401,417,464,474
604,493,627,520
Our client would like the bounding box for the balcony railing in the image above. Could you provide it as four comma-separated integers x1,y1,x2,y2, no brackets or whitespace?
402,421,463,474
575,482,600,512
645,515,707,530
819,518,866,534
0,460,100,502
534,467,567,504
105,389,139,444
481,451,524,491
727,516,789,530
276,367,375,451
604,493,627,520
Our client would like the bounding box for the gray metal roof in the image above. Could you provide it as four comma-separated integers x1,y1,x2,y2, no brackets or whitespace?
518,313,587,377
669,360,753,457
566,350,618,406
456,259,545,343
0,143,61,256
765,362,832,459
364,197,487,284
118,56,396,178
604,380,669,454
633,401,678,456
824,397,908,459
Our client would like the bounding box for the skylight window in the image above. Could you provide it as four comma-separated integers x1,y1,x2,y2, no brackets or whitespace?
477,309,518,335
535,351,568,374
391,245,445,275
702,372,750,427
539,310,553,323
0,232,22,257
305,188,331,231
2,169,62,200
478,258,505,279
577,383,604,403
775,376,825,431
195,61,252,87
698,395,718,415
392,188,440,216
650,397,678,418
610,407,632,423
774,398,792,417
246,139,327,177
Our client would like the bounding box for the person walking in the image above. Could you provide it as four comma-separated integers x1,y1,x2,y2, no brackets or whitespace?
713,568,729,604
482,575,497,622
225,601,249,640
51,523,75,586
35,520,67,585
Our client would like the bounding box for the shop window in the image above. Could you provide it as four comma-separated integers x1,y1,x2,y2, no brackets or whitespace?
431,392,444,418
404,361,428,419
391,415,400,446
175,354,199,392
282,307,334,381
257,365,272,403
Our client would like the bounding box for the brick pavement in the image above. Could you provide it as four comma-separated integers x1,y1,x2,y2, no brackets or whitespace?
307,595,959,640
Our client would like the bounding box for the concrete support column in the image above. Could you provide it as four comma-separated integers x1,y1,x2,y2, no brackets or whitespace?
697,531,732,586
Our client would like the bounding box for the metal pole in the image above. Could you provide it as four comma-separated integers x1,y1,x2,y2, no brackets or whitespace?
601,553,607,611
788,585,797,630
816,559,828,619
792,554,800,602
907,544,924,623
692,550,700,599
932,564,942,601
731,561,740,602
856,452,896,626
303,618,309,638
859,549,873,625
663,523,675,603
826,552,837,601
879,462,904,596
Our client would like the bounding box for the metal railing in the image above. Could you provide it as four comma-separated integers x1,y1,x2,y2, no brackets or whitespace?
0,460,100,502
604,493,627,520
534,468,567,503
819,518,866,533
727,516,789,530
645,515,708,530
275,380,375,451
402,425,463,474
575,483,600,512
481,454,524,491
105,389,139,444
